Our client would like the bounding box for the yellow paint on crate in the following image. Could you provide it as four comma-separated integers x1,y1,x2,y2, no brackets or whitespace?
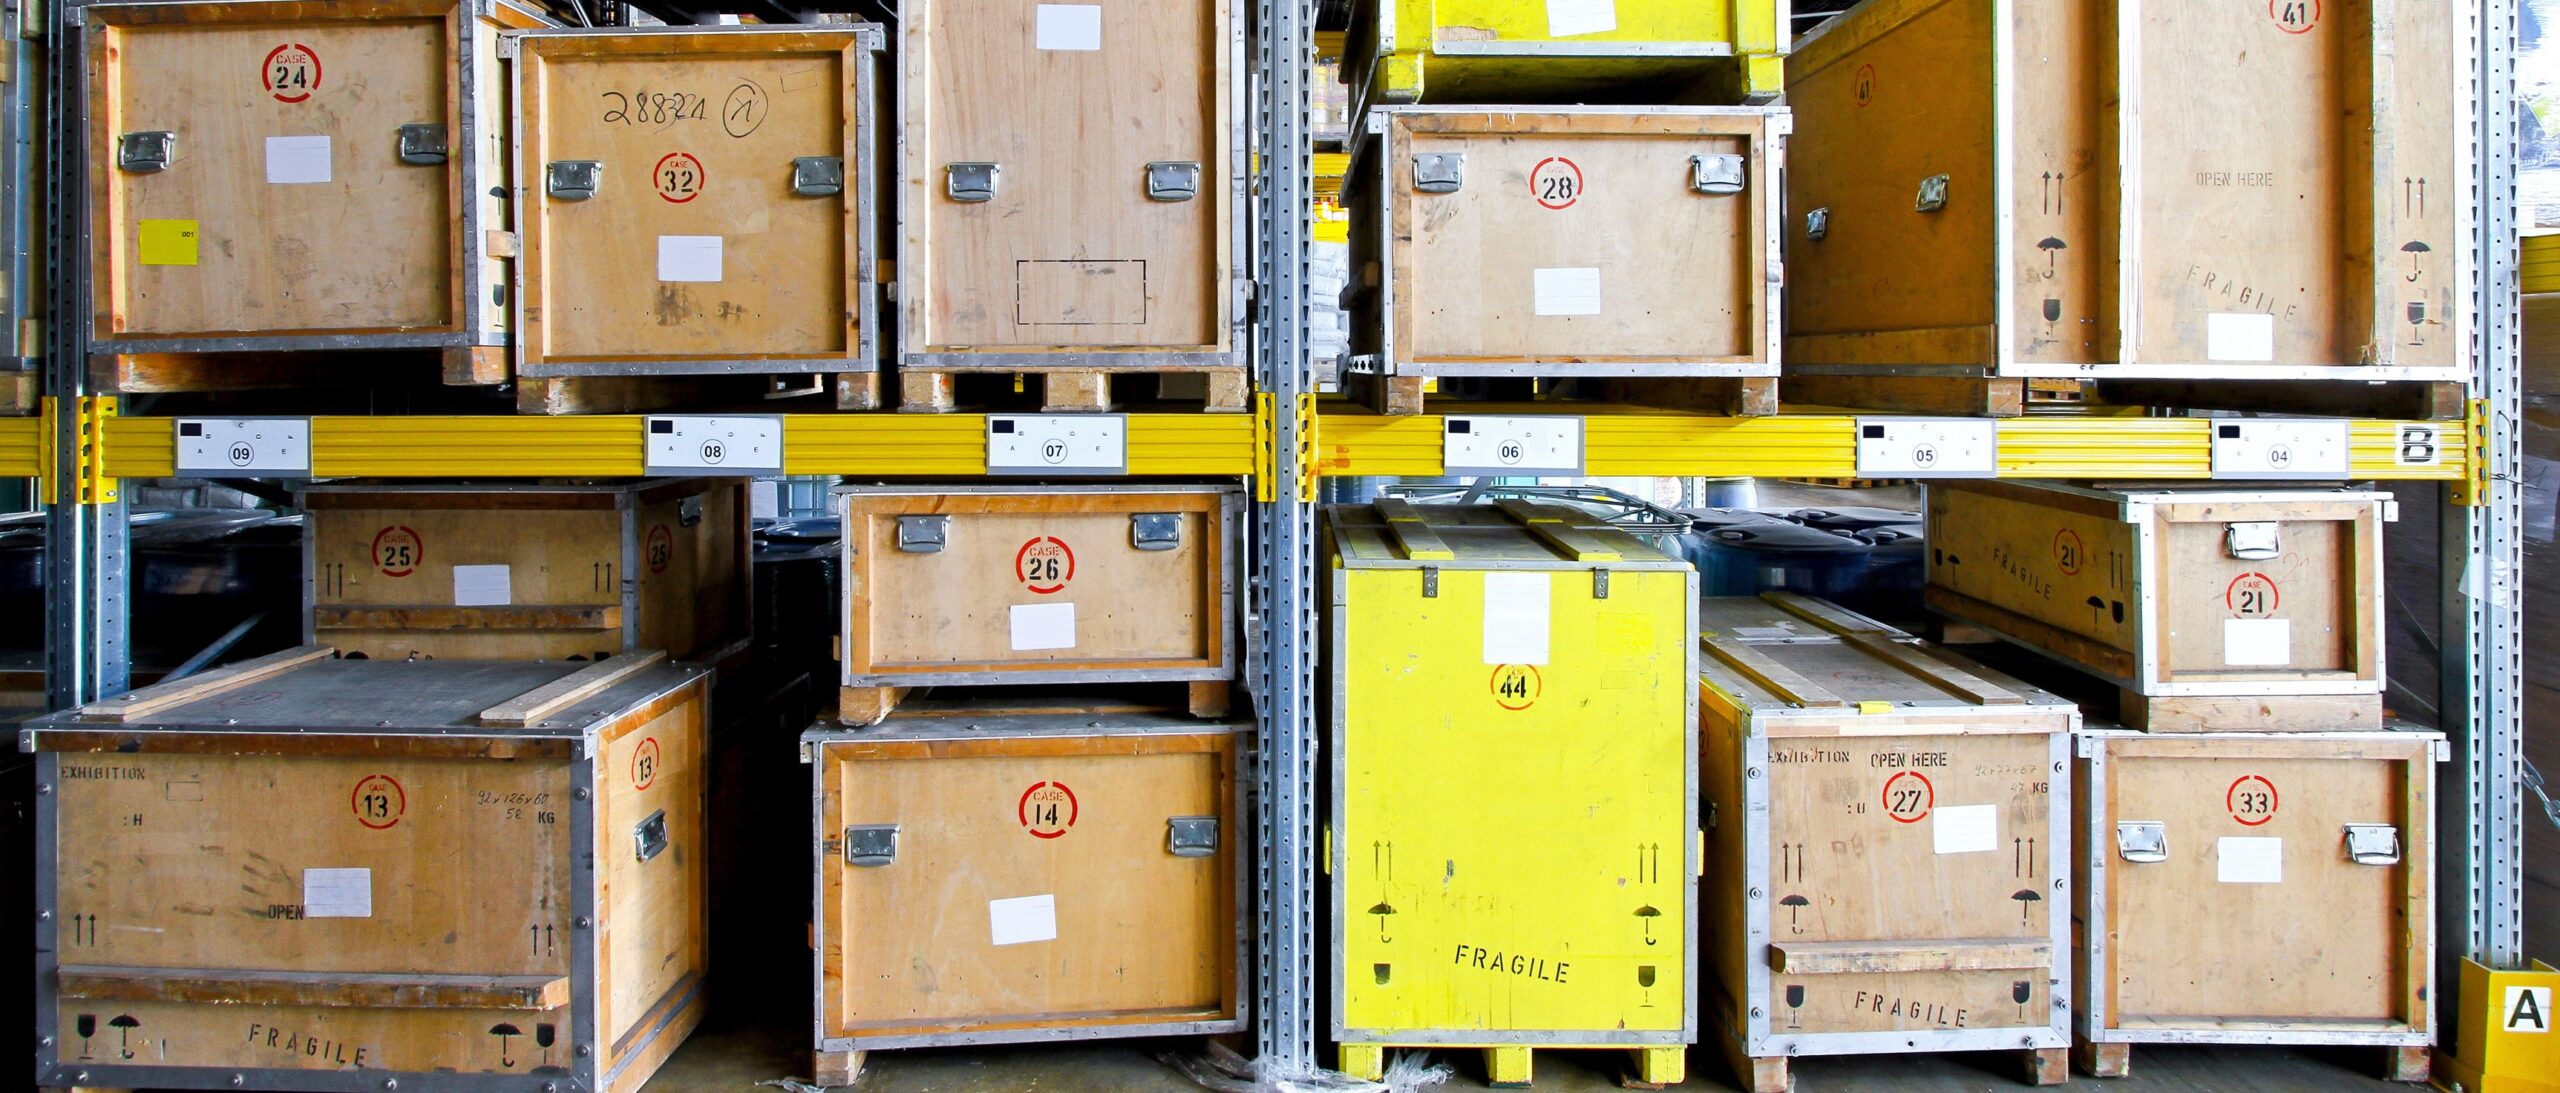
137,219,199,266
1377,0,1786,101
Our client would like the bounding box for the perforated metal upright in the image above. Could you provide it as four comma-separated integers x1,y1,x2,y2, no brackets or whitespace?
44,0,128,712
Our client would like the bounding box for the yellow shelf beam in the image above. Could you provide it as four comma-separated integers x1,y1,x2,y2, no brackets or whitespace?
0,414,38,479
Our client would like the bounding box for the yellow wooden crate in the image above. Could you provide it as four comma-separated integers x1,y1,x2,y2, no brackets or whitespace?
1346,0,1787,109
1326,499,1697,1077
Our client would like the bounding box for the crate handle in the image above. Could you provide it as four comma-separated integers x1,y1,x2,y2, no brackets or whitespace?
2344,823,2402,866
396,124,448,166
845,824,900,867
2225,521,2282,560
1167,816,1219,857
1690,153,1746,195
547,160,602,201
2115,821,2169,863
1145,161,1201,202
946,162,1000,203
117,131,175,173
1412,152,1464,194
1915,173,1951,213
634,809,670,863
1131,513,1184,551
792,156,845,197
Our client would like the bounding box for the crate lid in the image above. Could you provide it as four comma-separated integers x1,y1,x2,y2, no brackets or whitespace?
1328,498,1686,571
1698,594,2077,723
802,704,1247,751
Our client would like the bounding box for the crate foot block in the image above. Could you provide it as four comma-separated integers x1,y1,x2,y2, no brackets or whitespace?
1338,1044,1385,1082
815,1048,865,1088
1343,371,1427,415
2383,1044,2430,1083
441,345,510,386
1187,679,1232,719
2021,1046,2068,1086
2074,1038,2130,1078
834,371,882,411
837,685,913,727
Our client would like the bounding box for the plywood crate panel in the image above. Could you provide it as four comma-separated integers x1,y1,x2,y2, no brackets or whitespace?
1925,480,2388,729
514,24,882,379
1783,0,2465,384
86,0,546,354
1346,106,1787,382
1341,0,1790,109
805,710,1246,1062
1696,594,2075,1084
299,479,750,663
2074,729,2438,1055
898,0,1241,367
836,484,1240,694
26,650,710,1093
1324,500,1697,1069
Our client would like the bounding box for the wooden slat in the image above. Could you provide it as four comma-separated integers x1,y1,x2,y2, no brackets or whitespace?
1767,593,2026,706
1763,592,1900,635
58,965,571,1011
1371,498,1454,561
1492,500,1623,562
79,645,334,722
312,604,622,631
1768,938,2053,976
1700,636,1848,708
479,650,666,727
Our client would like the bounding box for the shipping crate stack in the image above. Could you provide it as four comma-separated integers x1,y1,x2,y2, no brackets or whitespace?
1335,0,1792,416
1782,0,2468,418
1923,480,2441,1080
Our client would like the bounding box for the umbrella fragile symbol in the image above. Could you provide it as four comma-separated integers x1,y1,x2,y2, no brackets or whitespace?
2403,240,2431,282
490,1022,523,1068
1635,904,1662,946
2011,888,2043,923
1368,901,1396,943
1779,893,1810,934
110,1014,140,1060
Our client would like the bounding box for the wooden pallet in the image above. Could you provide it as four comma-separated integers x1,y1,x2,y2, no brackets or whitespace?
896,367,1250,413
1783,373,2030,416
1725,1045,2066,1091
1343,372,1777,416
1340,1044,1685,1090
2073,1040,2428,1083
2091,378,2466,420
2024,378,2086,403
2,370,31,414
1780,476,1915,489
838,680,1230,727
90,347,886,414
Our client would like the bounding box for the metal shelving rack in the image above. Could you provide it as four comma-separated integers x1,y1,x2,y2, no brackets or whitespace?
16,0,2530,1073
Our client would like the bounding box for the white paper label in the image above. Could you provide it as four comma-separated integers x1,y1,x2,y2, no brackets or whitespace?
988,893,1058,945
2504,986,2554,1032
1532,267,1603,317
1932,804,1999,855
656,235,724,283
1009,602,1077,651
264,135,332,185
302,868,372,918
1034,4,1103,50
1547,0,1618,38
2206,312,2277,362
452,564,513,607
2217,837,2284,883
1481,571,1551,665
2222,618,2292,666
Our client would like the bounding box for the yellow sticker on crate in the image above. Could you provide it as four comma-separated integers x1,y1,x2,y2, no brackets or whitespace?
138,219,199,266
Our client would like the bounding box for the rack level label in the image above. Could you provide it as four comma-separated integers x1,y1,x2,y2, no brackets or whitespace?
2393,423,2451,467
1444,416,1583,477
1854,418,1997,478
643,416,783,475
988,415,1126,475
174,418,311,475
2209,420,2350,480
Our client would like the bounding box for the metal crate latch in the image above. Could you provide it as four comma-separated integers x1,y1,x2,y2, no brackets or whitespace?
1145,161,1202,202
895,515,949,553
1593,568,1611,599
1805,207,1830,241
1690,153,1746,195
118,131,175,173
2114,821,2169,863
844,824,900,867
1167,816,1220,857
1412,153,1464,194
678,496,704,527
633,810,670,863
946,162,1000,203
396,123,448,166
1130,513,1184,551
1421,565,1440,598
2224,522,2282,560
547,160,602,201
792,156,845,197
1915,173,1951,213
2344,824,2402,866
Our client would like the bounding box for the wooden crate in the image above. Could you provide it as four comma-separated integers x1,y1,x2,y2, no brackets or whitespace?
513,25,888,409
1696,594,2076,1092
895,0,1244,407
804,708,1246,1081
1781,0,2466,418
1925,480,2389,731
85,0,547,381
835,484,1241,724
1341,106,1787,417
1325,500,1697,1086
299,479,751,664
26,648,711,1093
1340,0,1790,109
2073,728,2440,1081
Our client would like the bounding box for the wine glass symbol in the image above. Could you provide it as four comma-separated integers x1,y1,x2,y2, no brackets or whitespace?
537,1024,558,1066
1784,984,1805,1029
75,1014,96,1060
1636,965,1657,1008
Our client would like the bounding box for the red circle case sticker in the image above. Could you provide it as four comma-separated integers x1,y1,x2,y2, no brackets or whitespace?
2226,572,2280,618
1882,771,1934,823
263,43,322,103
2227,775,2279,825
372,525,422,578
632,737,661,791
646,524,675,574
1019,781,1078,839
1489,664,1543,710
2270,0,2319,33
2051,528,2084,575
654,152,705,203
1531,157,1583,210
352,774,405,830
1016,536,1075,594
1853,63,1877,107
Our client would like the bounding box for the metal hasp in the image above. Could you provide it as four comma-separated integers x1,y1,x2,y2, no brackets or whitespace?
1411,152,1463,194
946,161,999,202
792,155,845,197
2344,823,2403,866
2225,522,2282,560
895,515,949,553
1167,815,1220,857
2115,821,2168,863
1146,161,1202,201
634,809,669,862
1805,207,1830,240
844,824,900,866
1131,513,1184,551
547,159,602,201
117,130,174,173
395,123,448,166
1915,173,1950,212
1690,153,1746,195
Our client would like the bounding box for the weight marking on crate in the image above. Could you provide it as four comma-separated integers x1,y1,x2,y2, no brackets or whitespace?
632,738,661,791
654,151,706,203
647,524,675,574
2227,775,2279,826
1531,156,1582,210
1018,781,1078,839
1489,664,1542,710
1881,771,1934,824
2225,572,2280,617
351,774,406,830
372,525,422,578
1015,536,1076,594
262,43,321,104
